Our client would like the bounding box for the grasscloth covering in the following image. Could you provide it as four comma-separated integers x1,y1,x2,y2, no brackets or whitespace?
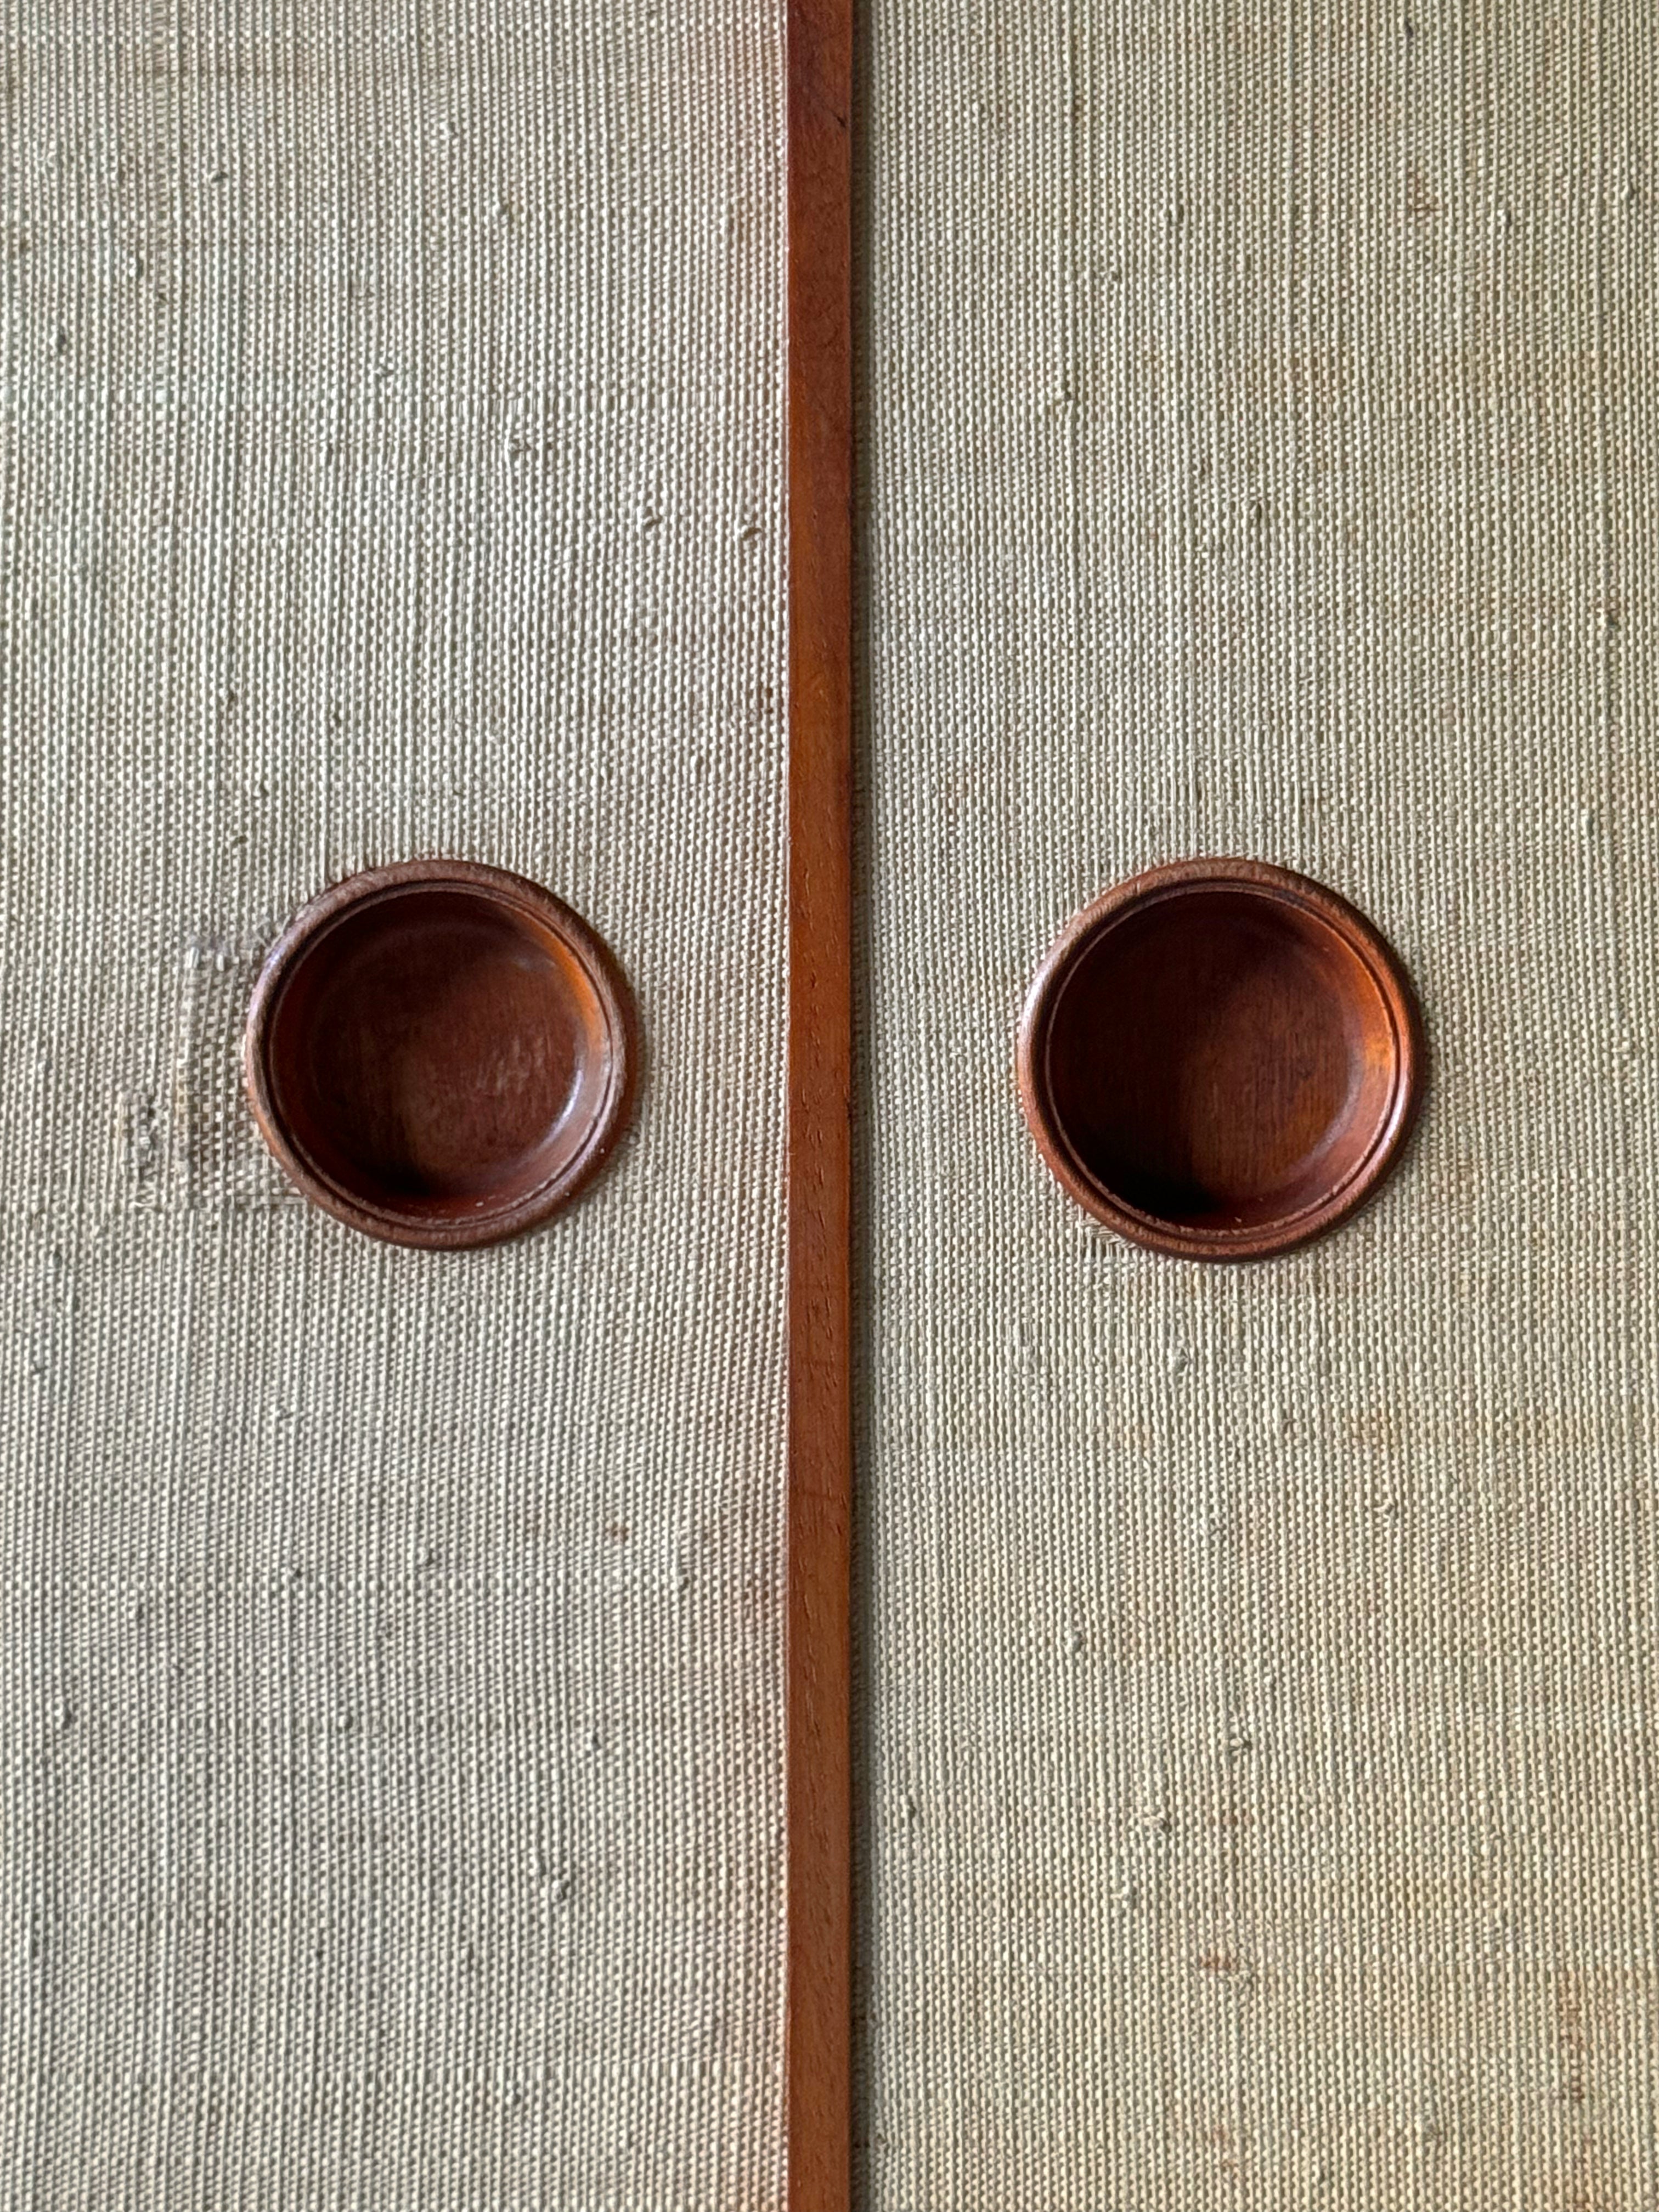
857,5,1659,2209
2,5,785,2207
10,2,1659,2205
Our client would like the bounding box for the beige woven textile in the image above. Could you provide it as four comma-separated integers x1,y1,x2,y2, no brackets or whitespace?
857,4,1659,2209
2,5,785,2207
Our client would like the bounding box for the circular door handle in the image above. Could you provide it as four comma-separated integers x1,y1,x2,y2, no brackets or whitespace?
1018,857,1424,1260
245,860,637,1249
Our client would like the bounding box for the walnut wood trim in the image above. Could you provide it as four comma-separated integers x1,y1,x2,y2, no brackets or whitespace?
786,0,854,2205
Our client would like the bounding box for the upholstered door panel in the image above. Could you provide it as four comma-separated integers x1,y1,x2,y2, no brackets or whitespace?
857,7,1659,2208
3,6,786,2204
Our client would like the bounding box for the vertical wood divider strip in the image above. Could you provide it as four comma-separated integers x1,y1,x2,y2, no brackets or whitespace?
786,1,854,2207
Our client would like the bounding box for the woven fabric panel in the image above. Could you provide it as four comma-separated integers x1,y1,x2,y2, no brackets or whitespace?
858,7,1658,2209
2,6,784,2207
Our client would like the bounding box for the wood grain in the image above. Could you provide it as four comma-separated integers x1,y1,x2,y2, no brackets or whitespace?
786,0,854,2205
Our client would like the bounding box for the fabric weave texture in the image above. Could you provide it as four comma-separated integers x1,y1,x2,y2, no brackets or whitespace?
2,5,785,2207
8,2,1659,2207
856,5,1659,2209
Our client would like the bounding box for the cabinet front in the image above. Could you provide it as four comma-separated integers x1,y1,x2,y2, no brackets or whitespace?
3,7,787,2205
856,7,1659,2208
6,7,1658,2211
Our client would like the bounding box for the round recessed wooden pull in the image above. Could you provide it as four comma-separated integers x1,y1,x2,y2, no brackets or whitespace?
245,860,637,1248
1018,859,1424,1260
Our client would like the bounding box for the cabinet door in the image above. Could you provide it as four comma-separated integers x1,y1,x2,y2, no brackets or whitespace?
856,7,1659,2208
2,8,786,2205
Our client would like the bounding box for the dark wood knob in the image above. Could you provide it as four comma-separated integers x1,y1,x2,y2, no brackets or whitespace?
244,860,636,1248
1018,858,1424,1260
